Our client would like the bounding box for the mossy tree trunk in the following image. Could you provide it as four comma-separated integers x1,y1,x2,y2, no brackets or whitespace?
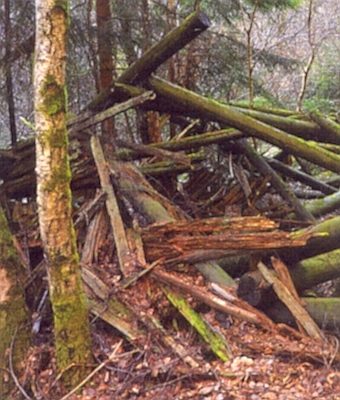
0,205,31,399
34,0,92,386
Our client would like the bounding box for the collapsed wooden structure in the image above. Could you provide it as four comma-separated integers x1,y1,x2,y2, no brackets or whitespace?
2,11,340,362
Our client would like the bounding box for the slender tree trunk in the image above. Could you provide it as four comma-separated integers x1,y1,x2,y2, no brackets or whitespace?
34,0,92,386
297,0,316,111
138,0,162,143
4,0,17,146
0,205,31,399
167,0,177,138
96,0,115,138
240,0,259,108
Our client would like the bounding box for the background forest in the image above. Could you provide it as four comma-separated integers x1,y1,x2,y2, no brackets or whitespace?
1,0,340,147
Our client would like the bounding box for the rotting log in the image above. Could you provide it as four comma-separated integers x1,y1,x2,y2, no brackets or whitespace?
304,190,340,218
116,139,192,166
91,136,135,276
310,110,340,144
139,152,205,177
117,11,210,85
231,106,325,143
257,261,324,340
141,216,313,264
105,157,236,287
116,128,244,160
290,248,340,290
266,297,340,330
286,216,340,263
238,247,340,307
148,76,340,174
153,269,275,329
161,284,232,361
81,266,144,340
68,90,155,132
138,312,199,367
226,215,340,270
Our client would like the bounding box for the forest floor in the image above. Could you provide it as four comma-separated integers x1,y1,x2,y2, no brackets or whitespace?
6,131,340,399
13,256,340,400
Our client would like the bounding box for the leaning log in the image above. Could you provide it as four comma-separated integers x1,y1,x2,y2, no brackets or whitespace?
148,76,340,174
231,106,324,143
235,138,315,221
266,158,338,195
105,157,236,287
87,11,211,111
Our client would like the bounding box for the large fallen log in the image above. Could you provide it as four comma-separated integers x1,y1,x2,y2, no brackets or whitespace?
267,297,340,329
288,216,340,262
148,77,340,173
310,110,340,144
231,106,325,143
141,216,312,264
304,191,340,218
266,158,338,195
102,155,236,287
216,214,340,279
238,248,340,307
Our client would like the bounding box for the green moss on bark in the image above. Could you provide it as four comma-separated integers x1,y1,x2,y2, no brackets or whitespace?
0,207,31,399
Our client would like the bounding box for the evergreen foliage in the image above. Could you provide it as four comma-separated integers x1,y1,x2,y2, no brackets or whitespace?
245,0,301,11
0,0,339,144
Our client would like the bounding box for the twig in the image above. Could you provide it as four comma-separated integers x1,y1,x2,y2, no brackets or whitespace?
69,91,155,132
59,340,123,400
122,259,162,289
9,328,33,400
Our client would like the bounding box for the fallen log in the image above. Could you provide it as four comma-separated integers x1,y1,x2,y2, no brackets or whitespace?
235,138,315,221
304,190,340,218
148,76,340,174
231,106,324,143
220,214,340,278
161,284,232,361
257,261,324,340
91,135,134,276
287,216,340,262
266,297,340,329
104,157,236,287
266,158,338,195
141,216,312,264
238,248,340,307
309,110,340,144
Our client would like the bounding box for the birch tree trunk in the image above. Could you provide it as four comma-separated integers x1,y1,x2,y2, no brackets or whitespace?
34,0,92,386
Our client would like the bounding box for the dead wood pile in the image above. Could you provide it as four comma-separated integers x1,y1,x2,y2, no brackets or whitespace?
2,11,340,372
